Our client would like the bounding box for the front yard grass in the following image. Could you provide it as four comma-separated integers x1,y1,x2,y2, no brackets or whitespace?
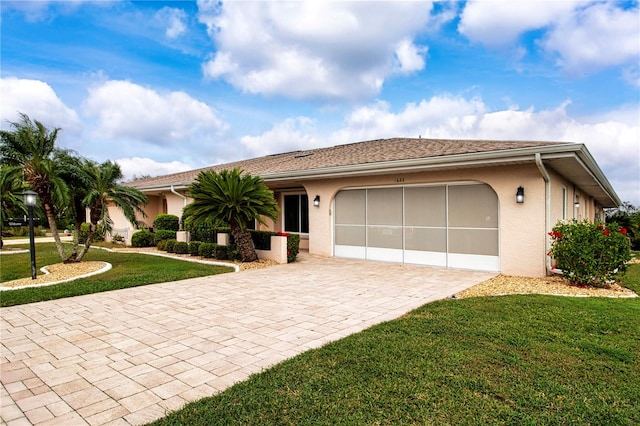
150,264,640,426
0,243,233,307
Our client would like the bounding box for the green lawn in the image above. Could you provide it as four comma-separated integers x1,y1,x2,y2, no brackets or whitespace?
150,264,640,426
0,243,233,307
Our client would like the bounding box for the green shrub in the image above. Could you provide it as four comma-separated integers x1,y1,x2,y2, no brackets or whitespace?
174,241,189,254
185,224,214,243
154,214,179,231
157,239,168,251
154,230,177,244
189,241,202,256
548,219,631,287
165,239,178,253
286,233,300,263
250,230,276,250
79,222,105,243
274,232,300,263
199,242,217,258
131,229,154,247
214,245,229,260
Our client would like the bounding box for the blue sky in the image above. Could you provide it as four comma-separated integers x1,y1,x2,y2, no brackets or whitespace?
1,0,639,205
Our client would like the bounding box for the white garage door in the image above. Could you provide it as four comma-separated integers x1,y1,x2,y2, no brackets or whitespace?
334,183,499,272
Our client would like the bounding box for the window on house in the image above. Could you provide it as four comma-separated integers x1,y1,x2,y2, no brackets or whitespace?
284,194,309,233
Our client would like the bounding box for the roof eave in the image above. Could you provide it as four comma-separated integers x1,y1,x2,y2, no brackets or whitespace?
261,144,571,180
262,143,621,207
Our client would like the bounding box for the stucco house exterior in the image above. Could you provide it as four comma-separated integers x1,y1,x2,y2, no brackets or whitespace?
109,138,621,277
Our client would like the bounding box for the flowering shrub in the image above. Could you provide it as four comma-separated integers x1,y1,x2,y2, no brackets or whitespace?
285,233,300,263
548,219,631,287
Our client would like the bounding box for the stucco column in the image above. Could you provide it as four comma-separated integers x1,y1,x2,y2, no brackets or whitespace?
302,184,334,257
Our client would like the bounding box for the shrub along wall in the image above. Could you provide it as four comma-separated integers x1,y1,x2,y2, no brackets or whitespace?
132,229,154,247
154,214,179,231
154,230,177,245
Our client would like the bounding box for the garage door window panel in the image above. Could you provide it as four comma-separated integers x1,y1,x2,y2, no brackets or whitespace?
335,225,366,246
448,185,498,228
335,190,366,225
404,186,446,227
448,229,499,256
405,228,447,252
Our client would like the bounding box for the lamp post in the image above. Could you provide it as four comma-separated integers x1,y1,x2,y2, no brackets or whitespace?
23,190,38,280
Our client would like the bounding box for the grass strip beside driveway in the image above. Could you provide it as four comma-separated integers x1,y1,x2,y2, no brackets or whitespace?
150,264,640,426
0,243,233,307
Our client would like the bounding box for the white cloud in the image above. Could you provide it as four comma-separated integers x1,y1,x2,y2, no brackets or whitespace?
393,39,428,74
0,77,82,136
459,1,640,80
82,80,228,146
154,7,187,39
197,0,435,99
458,0,579,47
240,117,321,157
115,157,193,181
541,2,640,75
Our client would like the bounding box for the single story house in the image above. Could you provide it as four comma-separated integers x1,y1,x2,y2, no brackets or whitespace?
109,138,621,277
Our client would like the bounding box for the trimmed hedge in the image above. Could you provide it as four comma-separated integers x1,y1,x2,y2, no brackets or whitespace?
199,242,217,258
132,229,154,247
189,241,202,256
174,241,189,254
154,230,177,244
214,245,229,260
154,214,179,231
250,230,276,250
165,239,178,253
157,239,168,251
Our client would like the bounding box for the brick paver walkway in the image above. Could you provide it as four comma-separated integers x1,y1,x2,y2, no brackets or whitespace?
1,254,494,425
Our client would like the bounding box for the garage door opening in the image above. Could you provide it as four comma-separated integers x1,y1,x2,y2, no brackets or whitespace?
334,183,499,272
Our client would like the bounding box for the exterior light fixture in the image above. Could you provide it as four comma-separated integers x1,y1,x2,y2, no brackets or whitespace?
574,196,580,209
23,190,38,280
313,195,320,207
516,186,524,204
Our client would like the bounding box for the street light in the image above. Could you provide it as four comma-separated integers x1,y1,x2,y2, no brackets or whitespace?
23,190,38,280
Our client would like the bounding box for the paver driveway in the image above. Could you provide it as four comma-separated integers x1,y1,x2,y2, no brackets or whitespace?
1,254,494,425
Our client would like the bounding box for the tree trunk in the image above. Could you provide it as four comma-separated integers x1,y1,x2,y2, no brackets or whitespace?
75,223,95,262
42,200,69,262
68,196,85,261
230,221,257,262
74,206,99,262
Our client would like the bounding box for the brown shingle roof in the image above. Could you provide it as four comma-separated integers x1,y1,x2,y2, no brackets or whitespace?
127,137,565,189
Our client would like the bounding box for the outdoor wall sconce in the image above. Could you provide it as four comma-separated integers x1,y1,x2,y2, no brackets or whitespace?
516,186,524,204
574,198,580,209
313,195,320,207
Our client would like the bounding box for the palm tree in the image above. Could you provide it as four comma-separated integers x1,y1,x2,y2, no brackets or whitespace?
0,165,27,249
53,149,94,259
184,168,279,262
0,113,70,261
73,160,148,262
